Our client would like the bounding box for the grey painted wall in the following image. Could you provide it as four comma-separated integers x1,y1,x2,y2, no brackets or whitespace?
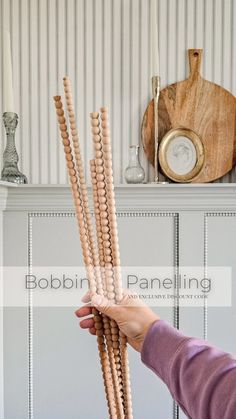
1,185,236,418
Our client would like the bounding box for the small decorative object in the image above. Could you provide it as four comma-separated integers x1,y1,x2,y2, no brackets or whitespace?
152,75,161,182
159,127,205,182
1,30,27,184
149,0,168,183
124,145,145,184
1,112,27,184
142,49,236,183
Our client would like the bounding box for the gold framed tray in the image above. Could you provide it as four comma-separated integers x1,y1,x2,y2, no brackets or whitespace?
158,127,204,183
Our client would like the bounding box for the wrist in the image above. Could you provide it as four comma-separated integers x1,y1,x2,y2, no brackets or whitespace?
138,317,160,352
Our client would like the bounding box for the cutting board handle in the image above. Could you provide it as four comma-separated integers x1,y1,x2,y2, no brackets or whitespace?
188,49,203,78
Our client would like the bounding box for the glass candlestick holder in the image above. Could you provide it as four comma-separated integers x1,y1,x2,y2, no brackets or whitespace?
124,145,145,184
1,112,28,184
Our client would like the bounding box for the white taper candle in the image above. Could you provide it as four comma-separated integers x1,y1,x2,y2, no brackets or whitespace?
3,30,14,112
150,0,159,76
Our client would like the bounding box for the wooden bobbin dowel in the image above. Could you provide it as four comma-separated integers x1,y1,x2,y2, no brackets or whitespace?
100,107,133,419
90,113,116,303
100,107,123,302
90,160,107,296
54,97,95,286
63,77,103,296
92,307,117,418
90,159,124,418
53,96,115,418
90,117,124,419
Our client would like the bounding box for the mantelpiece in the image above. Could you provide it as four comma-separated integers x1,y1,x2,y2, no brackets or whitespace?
1,183,236,211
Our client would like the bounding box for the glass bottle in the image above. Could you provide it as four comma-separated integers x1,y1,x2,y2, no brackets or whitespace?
124,145,145,184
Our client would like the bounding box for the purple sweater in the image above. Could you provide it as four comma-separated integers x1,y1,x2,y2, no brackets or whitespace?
141,320,236,419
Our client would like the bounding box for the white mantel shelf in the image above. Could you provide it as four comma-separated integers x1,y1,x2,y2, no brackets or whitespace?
1,183,236,211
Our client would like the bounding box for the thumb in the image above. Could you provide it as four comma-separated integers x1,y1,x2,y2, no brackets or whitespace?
91,294,116,319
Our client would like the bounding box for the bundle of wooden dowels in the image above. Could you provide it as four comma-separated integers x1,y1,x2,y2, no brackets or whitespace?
53,77,133,419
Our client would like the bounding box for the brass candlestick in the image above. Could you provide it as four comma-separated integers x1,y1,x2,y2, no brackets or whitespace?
152,76,160,182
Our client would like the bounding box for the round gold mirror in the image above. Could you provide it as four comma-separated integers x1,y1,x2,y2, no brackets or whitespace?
158,128,205,183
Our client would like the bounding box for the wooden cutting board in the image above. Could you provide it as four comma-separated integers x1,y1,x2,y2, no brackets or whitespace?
142,49,236,182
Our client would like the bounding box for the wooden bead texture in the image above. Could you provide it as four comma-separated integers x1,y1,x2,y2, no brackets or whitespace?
54,87,133,419
90,113,116,302
90,160,107,295
90,116,124,418
53,94,115,418
63,77,103,295
100,107,133,419
100,107,123,303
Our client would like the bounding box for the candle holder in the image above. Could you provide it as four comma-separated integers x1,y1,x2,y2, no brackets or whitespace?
1,112,27,184
151,76,168,184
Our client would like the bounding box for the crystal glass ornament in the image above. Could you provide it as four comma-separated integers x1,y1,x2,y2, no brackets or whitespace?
1,112,28,184
124,145,145,184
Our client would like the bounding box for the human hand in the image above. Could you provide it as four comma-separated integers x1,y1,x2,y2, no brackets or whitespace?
75,292,159,352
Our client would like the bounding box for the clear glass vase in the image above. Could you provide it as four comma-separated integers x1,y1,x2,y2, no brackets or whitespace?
124,145,145,184
1,112,28,184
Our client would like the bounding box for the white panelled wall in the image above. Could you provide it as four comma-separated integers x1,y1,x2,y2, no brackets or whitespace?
0,0,236,184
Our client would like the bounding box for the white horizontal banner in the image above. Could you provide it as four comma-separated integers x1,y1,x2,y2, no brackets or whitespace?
0,266,232,307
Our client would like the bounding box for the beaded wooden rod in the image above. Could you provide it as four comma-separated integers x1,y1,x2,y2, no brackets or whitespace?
89,114,124,416
53,95,115,417
53,79,133,418
63,77,102,292
99,108,133,419
90,159,124,418
62,77,123,418
90,111,133,418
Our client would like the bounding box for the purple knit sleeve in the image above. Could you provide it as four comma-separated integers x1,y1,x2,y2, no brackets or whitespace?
141,320,236,419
